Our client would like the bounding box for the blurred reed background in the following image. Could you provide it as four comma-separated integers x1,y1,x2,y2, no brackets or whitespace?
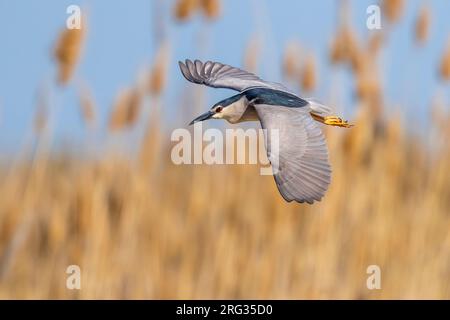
0,0,449,299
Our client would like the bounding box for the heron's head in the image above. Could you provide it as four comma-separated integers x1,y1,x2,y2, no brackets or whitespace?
188,104,224,125
189,94,243,125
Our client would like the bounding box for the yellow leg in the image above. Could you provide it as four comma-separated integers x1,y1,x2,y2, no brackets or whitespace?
310,113,353,128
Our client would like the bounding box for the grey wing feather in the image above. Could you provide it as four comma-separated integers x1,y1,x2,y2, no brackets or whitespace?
179,59,292,93
254,104,331,204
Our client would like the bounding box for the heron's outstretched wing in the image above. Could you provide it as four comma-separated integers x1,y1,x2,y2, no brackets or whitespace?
179,59,291,93
254,104,331,204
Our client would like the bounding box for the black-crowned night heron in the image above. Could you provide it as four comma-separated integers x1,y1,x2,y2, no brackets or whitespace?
179,59,352,204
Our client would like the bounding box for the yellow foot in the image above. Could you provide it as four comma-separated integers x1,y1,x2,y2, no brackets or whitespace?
323,116,353,128
310,112,354,128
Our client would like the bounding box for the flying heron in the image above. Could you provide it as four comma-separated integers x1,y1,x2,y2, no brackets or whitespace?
179,59,352,204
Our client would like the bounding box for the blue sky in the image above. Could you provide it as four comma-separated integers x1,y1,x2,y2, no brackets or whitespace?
0,0,449,151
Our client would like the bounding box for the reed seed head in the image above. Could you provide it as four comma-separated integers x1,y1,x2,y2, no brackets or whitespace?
78,84,96,127
54,21,86,85
200,0,221,20
109,87,142,131
301,55,317,92
174,0,199,21
148,43,170,96
282,41,301,79
382,0,405,24
415,6,431,45
439,40,450,81
243,37,261,73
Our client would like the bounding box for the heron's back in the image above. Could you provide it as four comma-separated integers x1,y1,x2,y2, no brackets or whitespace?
243,88,308,108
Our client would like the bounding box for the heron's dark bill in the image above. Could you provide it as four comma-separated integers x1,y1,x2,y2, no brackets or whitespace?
189,110,214,125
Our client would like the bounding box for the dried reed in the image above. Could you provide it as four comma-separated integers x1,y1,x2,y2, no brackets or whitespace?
329,25,358,65
53,22,86,85
415,6,431,45
382,0,405,23
78,84,96,128
109,87,142,131
148,43,170,96
174,0,199,21
300,54,317,92
200,0,220,20
282,41,301,80
439,40,450,81
243,37,261,73
1,0,449,301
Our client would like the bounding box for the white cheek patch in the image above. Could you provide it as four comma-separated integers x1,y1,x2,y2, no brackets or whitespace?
212,97,248,123
222,105,236,116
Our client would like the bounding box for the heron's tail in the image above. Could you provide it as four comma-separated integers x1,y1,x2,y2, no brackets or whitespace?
307,99,333,116
307,99,353,128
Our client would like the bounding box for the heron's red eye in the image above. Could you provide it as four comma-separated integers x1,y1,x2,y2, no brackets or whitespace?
216,106,223,113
